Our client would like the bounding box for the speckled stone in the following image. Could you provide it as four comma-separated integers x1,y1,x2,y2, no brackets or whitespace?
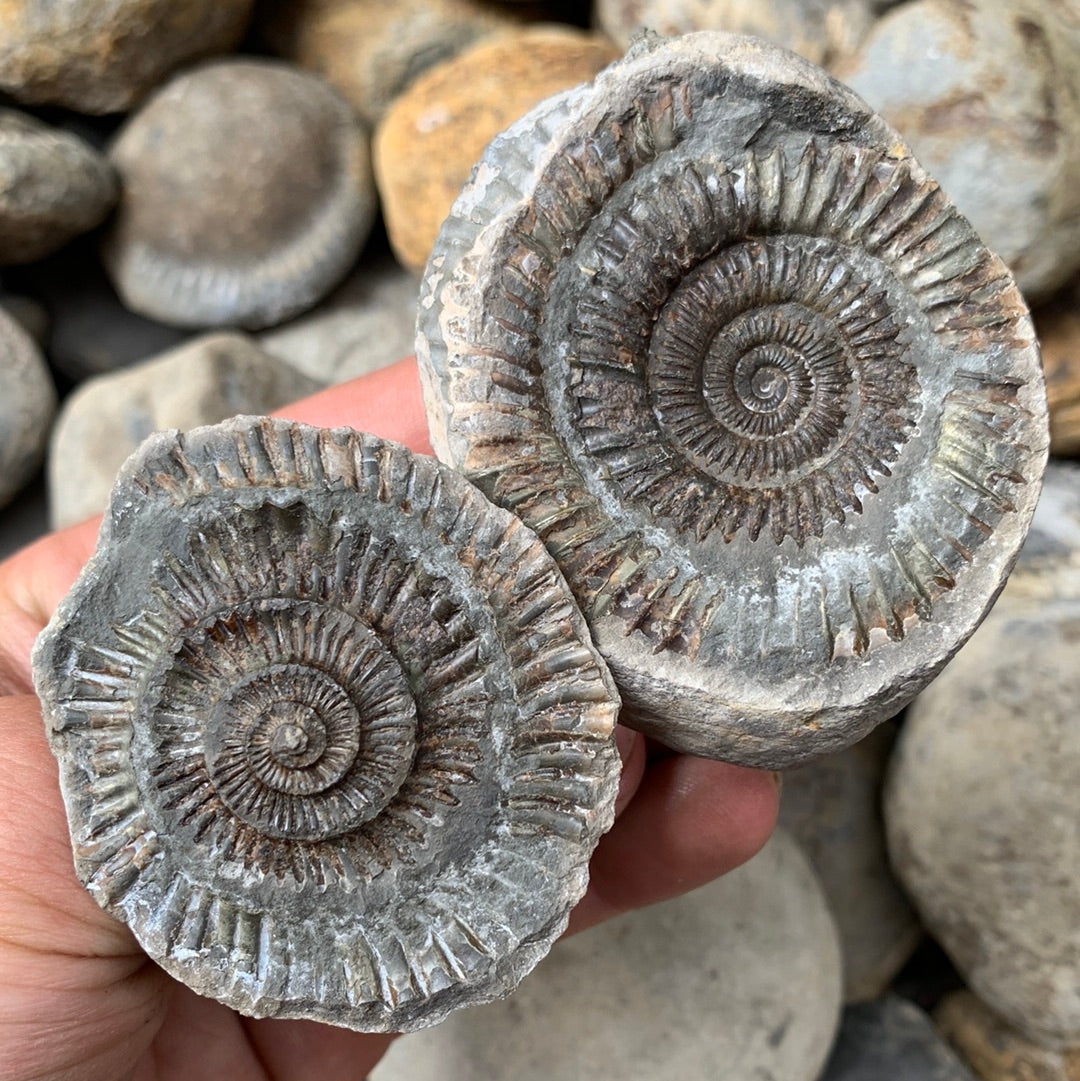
47,332,319,528
594,0,875,67
0,109,117,266
258,0,518,129
0,0,254,114
371,830,842,1081
374,25,618,270
0,305,55,510
259,255,419,385
1035,297,1080,457
0,293,48,345
887,558,1080,1048
836,0,1080,302
822,996,977,1080
103,59,376,330
780,721,922,1002
936,991,1080,1081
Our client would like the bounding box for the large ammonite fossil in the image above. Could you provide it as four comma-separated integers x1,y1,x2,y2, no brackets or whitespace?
32,416,620,1031
417,31,1049,768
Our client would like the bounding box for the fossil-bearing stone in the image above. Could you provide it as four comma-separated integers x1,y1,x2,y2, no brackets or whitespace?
371,829,843,1081
835,0,1080,303
0,109,118,266
594,0,875,68
886,559,1080,1048
374,26,619,271
936,991,1080,1081
102,59,376,331
0,0,254,114
258,0,518,130
780,721,922,1001
0,304,56,510
33,416,620,1032
417,30,1049,768
821,995,978,1081
258,254,419,386
47,332,320,529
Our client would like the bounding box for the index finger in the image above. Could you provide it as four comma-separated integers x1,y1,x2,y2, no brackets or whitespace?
0,357,429,692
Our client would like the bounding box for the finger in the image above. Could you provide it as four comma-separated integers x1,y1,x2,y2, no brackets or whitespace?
566,760,779,935
274,356,432,454
242,1016,396,1081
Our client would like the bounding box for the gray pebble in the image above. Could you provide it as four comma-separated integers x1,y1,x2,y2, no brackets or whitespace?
0,109,117,266
836,0,1080,302
887,558,1080,1048
822,995,977,1080
780,722,922,1002
47,332,319,528
103,59,376,331
0,0,255,114
259,256,419,386
0,305,56,510
372,830,843,1081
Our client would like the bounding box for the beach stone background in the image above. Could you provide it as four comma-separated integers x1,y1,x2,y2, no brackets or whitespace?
1,1,1078,1077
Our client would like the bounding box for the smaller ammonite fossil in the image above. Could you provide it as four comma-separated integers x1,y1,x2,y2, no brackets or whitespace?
32,416,620,1031
417,31,1049,768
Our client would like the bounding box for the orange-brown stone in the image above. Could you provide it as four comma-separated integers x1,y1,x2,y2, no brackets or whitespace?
374,25,619,271
1035,296,1080,457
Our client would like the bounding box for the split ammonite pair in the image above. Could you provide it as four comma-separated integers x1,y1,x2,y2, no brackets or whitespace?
34,32,1048,1032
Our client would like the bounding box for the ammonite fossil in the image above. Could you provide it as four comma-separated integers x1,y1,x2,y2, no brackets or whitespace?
417,31,1049,768
32,417,620,1031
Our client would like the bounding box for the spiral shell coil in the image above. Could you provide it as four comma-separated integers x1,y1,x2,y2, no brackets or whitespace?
33,417,620,1031
417,32,1048,767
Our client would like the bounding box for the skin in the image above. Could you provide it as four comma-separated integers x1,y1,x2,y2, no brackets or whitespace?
0,358,779,1081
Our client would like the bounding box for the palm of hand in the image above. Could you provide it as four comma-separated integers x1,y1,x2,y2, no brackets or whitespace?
0,363,777,1081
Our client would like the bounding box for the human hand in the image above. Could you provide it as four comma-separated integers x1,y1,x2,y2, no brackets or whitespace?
0,357,778,1081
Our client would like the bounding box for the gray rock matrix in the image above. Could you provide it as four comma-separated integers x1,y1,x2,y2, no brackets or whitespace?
102,59,376,330
32,417,621,1032
373,829,843,1081
417,30,1048,768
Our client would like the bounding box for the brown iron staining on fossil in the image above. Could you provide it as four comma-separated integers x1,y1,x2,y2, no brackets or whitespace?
417,31,1048,768
32,417,621,1032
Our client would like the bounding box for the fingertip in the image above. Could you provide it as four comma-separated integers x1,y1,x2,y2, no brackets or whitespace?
613,726,646,816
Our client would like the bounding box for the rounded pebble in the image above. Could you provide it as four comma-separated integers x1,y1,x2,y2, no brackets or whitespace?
0,0,254,113
887,558,1080,1048
371,830,842,1081
0,109,117,265
102,59,376,330
47,332,320,528
259,255,419,385
374,25,618,270
259,0,518,129
0,305,56,510
936,991,1080,1081
1035,298,1080,457
836,0,1080,302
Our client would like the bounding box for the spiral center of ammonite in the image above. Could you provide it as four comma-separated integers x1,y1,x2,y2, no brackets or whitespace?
154,600,420,844
268,712,315,760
